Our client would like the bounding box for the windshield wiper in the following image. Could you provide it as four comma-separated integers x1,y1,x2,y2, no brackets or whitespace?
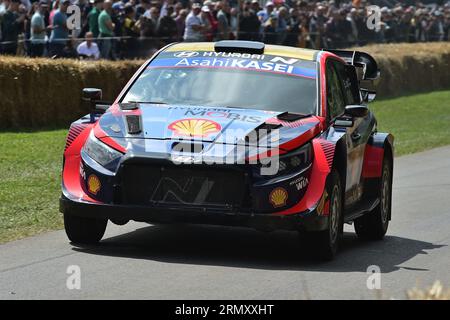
128,101,168,105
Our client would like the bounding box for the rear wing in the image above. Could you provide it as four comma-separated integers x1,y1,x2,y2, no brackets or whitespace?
325,49,380,81
325,49,380,102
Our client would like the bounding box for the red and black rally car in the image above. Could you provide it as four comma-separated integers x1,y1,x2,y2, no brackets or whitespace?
61,41,394,260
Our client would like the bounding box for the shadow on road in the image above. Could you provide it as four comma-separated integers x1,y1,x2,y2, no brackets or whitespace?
73,223,445,272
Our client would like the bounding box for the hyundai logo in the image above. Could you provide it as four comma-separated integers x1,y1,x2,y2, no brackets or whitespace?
173,51,199,58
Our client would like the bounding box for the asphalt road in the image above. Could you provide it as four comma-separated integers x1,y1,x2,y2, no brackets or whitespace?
1,146,450,300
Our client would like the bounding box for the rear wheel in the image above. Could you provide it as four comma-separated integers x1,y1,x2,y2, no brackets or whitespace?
303,169,343,261
64,213,107,245
354,155,392,240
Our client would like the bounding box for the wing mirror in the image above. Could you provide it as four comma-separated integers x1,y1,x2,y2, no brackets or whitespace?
82,88,111,122
345,105,369,118
82,88,102,101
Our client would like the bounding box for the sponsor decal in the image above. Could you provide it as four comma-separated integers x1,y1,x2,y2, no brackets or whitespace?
168,118,221,137
183,109,262,124
150,176,214,204
173,51,199,58
269,187,288,208
289,176,309,191
316,190,329,216
87,174,101,195
79,163,86,180
150,57,316,78
202,51,265,60
270,56,298,65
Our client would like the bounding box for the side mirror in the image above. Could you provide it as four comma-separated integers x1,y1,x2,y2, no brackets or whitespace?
82,88,110,122
345,105,369,118
82,88,102,101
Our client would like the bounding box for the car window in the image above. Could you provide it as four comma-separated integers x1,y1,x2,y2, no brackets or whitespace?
334,62,360,105
326,60,346,119
123,51,319,115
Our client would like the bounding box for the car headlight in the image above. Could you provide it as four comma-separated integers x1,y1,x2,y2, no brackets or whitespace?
83,131,123,167
258,142,313,177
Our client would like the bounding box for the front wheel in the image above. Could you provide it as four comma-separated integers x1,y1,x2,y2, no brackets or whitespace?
303,169,343,261
354,155,392,240
64,213,107,245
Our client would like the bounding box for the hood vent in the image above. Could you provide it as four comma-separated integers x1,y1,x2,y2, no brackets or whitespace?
120,102,139,110
276,112,310,122
243,123,281,145
126,115,142,134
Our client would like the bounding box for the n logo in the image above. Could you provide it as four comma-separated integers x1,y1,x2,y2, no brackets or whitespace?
270,57,298,65
151,177,214,204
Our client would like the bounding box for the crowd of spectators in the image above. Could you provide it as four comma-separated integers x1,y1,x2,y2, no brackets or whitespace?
0,0,449,59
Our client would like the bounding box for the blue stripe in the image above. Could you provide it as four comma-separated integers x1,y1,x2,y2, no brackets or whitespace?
149,57,317,78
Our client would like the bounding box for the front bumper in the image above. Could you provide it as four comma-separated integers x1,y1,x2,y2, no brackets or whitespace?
60,195,328,232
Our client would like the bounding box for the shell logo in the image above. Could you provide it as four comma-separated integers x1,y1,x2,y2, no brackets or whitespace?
168,118,221,137
87,174,101,195
269,187,288,208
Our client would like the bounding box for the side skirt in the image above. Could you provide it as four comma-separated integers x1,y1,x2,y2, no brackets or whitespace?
343,197,380,224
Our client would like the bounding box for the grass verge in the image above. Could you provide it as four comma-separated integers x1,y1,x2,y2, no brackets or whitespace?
0,90,449,243
371,90,450,156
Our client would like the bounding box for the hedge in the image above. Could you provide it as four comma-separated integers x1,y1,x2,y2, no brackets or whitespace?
0,42,449,129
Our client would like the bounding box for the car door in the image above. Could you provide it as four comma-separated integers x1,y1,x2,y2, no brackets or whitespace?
326,59,375,206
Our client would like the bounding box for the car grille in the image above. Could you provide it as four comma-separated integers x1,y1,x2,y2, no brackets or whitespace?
120,163,248,209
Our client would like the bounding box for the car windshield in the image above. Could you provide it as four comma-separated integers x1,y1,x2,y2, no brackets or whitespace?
123,54,318,114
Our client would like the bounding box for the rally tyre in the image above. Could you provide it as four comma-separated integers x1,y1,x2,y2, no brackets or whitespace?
354,155,392,240
307,169,343,261
64,213,107,245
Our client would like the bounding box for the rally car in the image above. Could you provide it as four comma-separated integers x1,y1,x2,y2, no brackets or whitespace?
60,41,394,260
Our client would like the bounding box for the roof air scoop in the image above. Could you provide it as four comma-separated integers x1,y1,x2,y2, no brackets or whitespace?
214,40,265,55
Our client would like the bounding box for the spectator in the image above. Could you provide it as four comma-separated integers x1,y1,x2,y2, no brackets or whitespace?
160,0,175,18
428,10,446,42
121,3,139,58
61,36,78,58
284,7,300,47
48,0,59,26
49,0,69,57
200,5,213,41
135,0,150,20
141,6,158,37
0,0,25,55
157,5,177,44
239,1,260,41
202,1,218,40
309,5,327,49
216,0,230,40
2,0,450,60
87,0,103,38
258,1,274,26
174,8,187,41
229,6,238,39
77,31,100,59
183,3,204,42
30,0,48,57
277,6,288,44
264,13,278,44
111,2,124,60
98,0,114,59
